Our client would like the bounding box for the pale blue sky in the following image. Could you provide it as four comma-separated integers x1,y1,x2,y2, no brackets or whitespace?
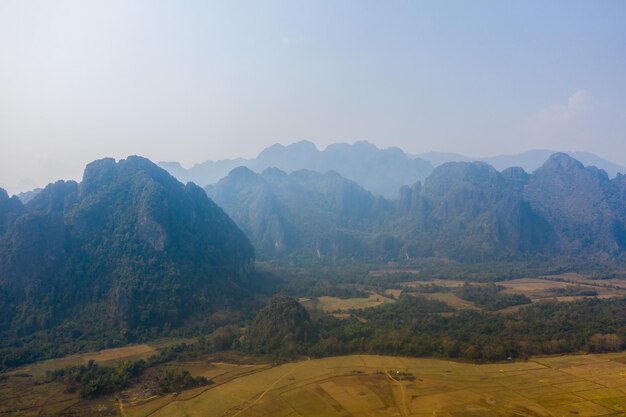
1,1,625,192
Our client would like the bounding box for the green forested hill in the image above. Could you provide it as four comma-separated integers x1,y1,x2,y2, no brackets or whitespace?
0,156,254,366
209,153,626,263
206,167,393,260
524,153,626,253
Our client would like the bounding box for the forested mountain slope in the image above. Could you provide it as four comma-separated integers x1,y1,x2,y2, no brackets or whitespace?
209,153,626,262
206,167,393,260
0,156,254,348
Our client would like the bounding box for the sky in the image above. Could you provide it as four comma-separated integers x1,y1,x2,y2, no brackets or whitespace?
1,1,626,193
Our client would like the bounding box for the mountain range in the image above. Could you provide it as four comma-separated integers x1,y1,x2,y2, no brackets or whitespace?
208,153,626,262
415,149,626,177
160,140,433,199
1,151,625,368
159,141,625,200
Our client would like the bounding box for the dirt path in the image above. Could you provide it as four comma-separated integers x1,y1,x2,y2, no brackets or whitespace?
228,358,311,417
385,370,409,417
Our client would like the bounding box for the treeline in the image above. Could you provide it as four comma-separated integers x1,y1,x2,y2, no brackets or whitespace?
43,295,626,398
47,360,209,398
0,306,250,372
310,296,626,361
252,263,372,299
47,360,146,398
455,283,531,310
3,259,617,372
46,342,217,398
242,295,626,362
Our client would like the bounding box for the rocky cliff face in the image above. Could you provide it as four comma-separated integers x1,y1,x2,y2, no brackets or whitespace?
396,162,550,260
206,167,393,260
524,153,626,254
0,156,254,338
209,153,625,262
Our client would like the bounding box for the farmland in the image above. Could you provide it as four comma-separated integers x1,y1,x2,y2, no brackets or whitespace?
122,353,626,417
6,267,626,416
8,353,626,417
8,342,626,416
7,339,190,379
299,293,395,315
0,339,190,417
364,269,626,314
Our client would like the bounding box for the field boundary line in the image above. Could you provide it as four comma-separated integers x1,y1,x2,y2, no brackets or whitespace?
133,366,271,417
228,358,311,417
118,399,128,417
385,370,409,417
174,366,271,402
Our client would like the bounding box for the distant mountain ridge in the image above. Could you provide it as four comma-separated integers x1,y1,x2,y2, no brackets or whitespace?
160,140,432,198
415,149,626,178
159,142,624,202
209,153,626,262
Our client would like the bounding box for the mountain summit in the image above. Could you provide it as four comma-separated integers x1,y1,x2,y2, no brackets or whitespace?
208,153,626,262
0,156,254,353
160,141,432,198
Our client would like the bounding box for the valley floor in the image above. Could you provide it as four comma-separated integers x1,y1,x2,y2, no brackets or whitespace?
7,346,626,416
122,353,626,417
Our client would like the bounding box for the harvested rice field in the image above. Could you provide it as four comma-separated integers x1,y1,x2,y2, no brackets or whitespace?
123,352,626,417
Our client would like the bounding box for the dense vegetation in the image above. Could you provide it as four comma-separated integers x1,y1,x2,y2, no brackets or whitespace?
40,293,626,398
47,348,210,398
0,157,255,369
208,153,626,262
316,297,626,361
45,337,236,398
2,152,626,375
47,360,145,398
158,368,209,394
243,295,315,357
455,283,531,310
206,166,393,260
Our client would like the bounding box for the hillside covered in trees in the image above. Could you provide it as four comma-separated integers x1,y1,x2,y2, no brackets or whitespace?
208,153,626,263
0,157,255,368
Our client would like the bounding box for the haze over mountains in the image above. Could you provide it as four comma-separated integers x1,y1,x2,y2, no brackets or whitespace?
159,141,626,199
207,153,626,262
416,149,626,178
205,167,393,260
160,140,433,199
1,151,625,367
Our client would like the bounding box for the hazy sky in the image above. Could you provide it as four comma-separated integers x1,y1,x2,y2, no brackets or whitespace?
1,1,626,193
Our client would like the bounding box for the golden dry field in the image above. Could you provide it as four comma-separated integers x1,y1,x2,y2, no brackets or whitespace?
9,350,626,416
302,273,626,317
497,278,626,301
0,369,118,417
7,339,190,380
0,339,191,417
393,274,626,313
299,293,395,314
419,292,481,310
120,353,626,417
